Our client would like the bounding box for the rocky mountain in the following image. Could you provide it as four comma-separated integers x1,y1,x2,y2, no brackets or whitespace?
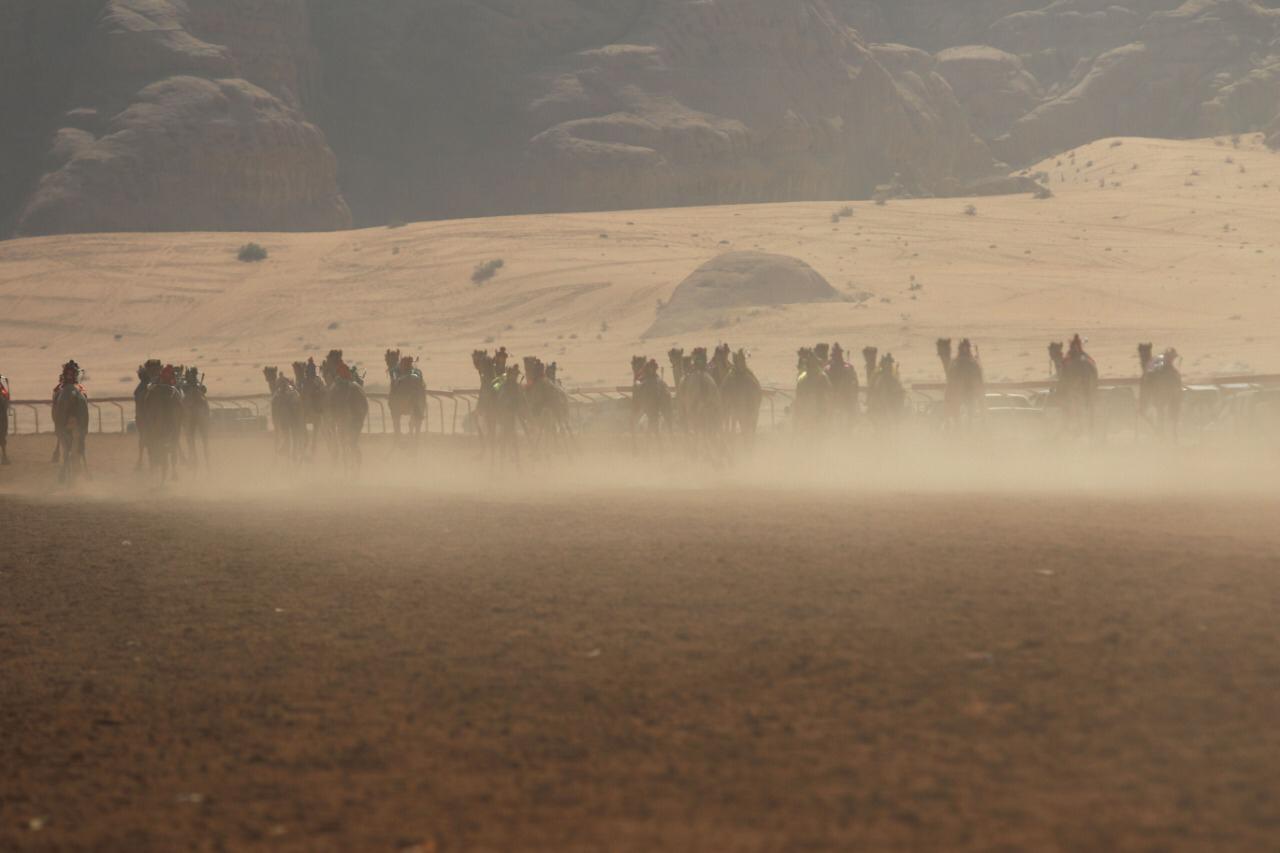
2,0,1279,237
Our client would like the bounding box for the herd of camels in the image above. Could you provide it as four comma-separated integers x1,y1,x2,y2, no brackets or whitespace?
18,335,1185,482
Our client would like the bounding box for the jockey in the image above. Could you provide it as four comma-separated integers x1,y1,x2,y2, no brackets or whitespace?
494,347,509,372
643,359,660,381
398,355,415,377
159,364,178,386
53,359,85,402
0,374,9,401
829,343,847,369
1067,334,1085,359
336,360,353,382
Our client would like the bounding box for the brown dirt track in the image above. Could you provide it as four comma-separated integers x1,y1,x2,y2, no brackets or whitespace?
3,434,1280,851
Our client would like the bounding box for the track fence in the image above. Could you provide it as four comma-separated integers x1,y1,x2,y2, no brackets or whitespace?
5,374,1277,437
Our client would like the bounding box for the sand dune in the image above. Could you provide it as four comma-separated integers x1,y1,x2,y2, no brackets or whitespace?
1,136,1277,399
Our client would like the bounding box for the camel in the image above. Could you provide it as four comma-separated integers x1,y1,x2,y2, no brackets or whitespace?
722,348,763,448
385,348,427,446
710,343,733,387
131,359,162,469
630,356,673,452
1048,335,1099,438
865,348,906,431
936,338,985,430
676,347,725,464
264,367,306,461
794,348,832,434
0,373,10,466
142,365,184,483
825,343,860,429
322,350,368,473
521,356,573,456
1137,343,1183,442
472,349,501,452
667,348,687,390
179,366,211,469
490,363,527,467
52,363,89,483
291,359,326,455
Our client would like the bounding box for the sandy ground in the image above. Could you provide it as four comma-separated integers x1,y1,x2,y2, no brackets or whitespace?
3,434,1280,850
1,136,1279,399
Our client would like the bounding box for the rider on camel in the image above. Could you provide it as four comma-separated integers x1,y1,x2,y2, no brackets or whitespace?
829,343,847,369
53,359,85,402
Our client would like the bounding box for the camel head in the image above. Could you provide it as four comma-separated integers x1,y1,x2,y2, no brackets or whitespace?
814,343,830,365
631,355,646,380
291,361,306,385
830,343,845,367
1162,347,1179,368
668,348,684,368
385,349,400,373
713,343,730,367
732,348,749,371
936,338,952,370
1138,342,1153,372
263,366,278,392
797,347,811,371
691,347,709,371
1068,334,1085,358
862,346,878,378
494,346,510,372
1048,341,1064,374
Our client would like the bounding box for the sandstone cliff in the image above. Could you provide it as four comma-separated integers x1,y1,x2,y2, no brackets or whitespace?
4,0,1280,236
8,0,349,236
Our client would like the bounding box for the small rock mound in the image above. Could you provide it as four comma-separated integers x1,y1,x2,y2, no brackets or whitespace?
644,252,841,339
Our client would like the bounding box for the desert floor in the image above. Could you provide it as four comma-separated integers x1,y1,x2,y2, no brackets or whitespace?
1,135,1279,400
3,433,1280,850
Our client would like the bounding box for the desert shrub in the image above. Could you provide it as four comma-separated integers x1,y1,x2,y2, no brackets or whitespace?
472,258,504,284
237,243,268,262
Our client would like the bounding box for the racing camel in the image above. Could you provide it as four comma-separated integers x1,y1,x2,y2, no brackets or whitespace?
522,356,574,457
721,348,763,448
864,347,907,432
1048,335,1099,438
1137,343,1183,442
936,338,986,430
794,347,832,434
142,364,185,483
291,359,327,456
676,347,724,464
385,349,427,446
322,350,369,473
52,360,90,483
264,366,306,461
826,343,860,430
630,356,673,452
131,359,162,469
179,366,211,469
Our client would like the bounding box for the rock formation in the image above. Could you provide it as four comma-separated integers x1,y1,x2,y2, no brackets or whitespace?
7,0,348,236
3,0,1280,236
645,252,843,339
